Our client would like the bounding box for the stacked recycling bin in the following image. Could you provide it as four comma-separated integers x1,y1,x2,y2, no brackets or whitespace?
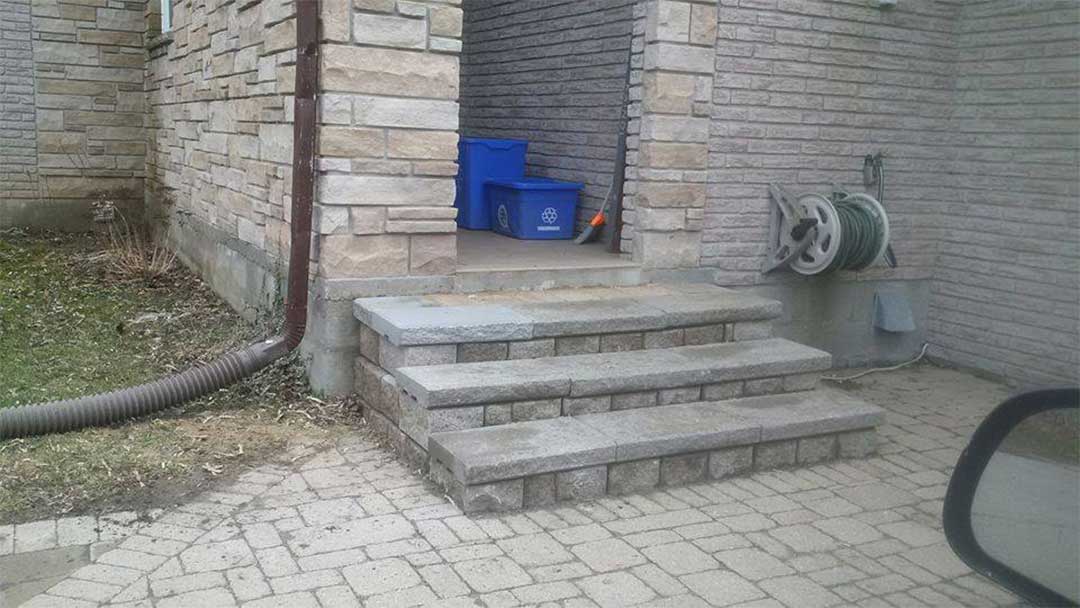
454,137,583,240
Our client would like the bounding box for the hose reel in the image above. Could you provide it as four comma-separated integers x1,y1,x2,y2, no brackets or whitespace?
764,184,891,276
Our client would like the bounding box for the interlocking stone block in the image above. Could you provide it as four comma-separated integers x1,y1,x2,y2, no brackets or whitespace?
754,440,798,470
709,446,754,479
562,395,611,416
838,429,877,458
508,338,556,359
660,453,708,486
797,435,838,464
556,466,607,502
608,460,661,495
457,342,507,363
523,474,556,508
555,335,600,355
462,479,524,513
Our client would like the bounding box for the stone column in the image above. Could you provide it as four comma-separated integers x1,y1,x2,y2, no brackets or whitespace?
626,0,716,270
306,0,462,394
315,0,461,282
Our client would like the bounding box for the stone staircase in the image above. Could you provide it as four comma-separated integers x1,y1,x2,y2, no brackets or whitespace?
353,284,884,513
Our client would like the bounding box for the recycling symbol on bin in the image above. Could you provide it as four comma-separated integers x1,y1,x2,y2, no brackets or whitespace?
541,207,559,225
497,204,510,229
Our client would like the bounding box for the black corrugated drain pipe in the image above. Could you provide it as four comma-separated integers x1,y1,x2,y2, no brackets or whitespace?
0,0,320,440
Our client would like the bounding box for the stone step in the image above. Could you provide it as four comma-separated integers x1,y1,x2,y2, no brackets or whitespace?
428,388,885,513
354,284,782,367
388,338,831,447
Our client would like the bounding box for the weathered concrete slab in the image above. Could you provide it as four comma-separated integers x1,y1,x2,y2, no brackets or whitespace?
396,339,829,407
430,417,617,484
576,404,761,461
514,299,676,337
395,357,573,407
640,291,783,326
395,338,830,407
355,284,783,346
712,388,885,442
359,302,535,345
430,388,886,487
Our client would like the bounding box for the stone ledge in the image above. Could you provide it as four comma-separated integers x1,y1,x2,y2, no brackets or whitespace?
354,283,782,346
395,338,831,408
429,387,884,486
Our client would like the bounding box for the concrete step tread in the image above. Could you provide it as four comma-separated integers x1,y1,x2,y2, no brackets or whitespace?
355,283,781,346
396,338,831,408
430,388,885,485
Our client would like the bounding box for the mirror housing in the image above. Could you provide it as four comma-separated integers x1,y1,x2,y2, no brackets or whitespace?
943,387,1079,607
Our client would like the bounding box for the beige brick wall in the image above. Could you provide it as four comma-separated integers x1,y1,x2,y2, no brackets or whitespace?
703,0,955,285
930,0,1079,384
0,0,145,228
145,0,299,309
622,0,719,270
315,0,462,280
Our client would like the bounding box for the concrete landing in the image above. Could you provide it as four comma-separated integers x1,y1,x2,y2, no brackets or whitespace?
455,230,642,292
356,283,781,346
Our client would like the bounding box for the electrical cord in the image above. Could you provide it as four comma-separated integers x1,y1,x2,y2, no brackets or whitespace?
821,343,929,383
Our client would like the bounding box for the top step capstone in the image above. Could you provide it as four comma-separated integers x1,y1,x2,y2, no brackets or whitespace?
354,284,782,346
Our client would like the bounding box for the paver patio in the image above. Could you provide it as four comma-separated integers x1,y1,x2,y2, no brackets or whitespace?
1,365,1026,607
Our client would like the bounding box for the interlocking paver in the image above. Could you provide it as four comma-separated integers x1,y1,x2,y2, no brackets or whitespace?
454,556,532,593
641,541,718,575
497,532,573,567
13,367,1028,608
571,537,647,572
342,557,419,596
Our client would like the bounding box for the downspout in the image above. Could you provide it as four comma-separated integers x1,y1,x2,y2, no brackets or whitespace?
0,0,320,440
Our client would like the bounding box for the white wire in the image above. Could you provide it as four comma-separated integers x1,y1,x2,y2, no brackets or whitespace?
821,343,930,383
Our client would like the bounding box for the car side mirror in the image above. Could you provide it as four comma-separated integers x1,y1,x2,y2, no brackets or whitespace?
944,388,1079,607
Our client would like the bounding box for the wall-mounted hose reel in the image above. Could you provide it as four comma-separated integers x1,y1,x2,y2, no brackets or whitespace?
763,184,891,276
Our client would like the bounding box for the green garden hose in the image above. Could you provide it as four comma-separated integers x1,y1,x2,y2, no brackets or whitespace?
827,194,889,272
780,191,890,276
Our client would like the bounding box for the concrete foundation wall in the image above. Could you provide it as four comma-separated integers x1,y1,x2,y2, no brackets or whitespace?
749,280,929,370
459,0,636,235
0,0,145,229
929,1,1079,385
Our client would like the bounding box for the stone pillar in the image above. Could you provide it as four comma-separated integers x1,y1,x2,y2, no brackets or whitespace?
315,0,461,282
626,0,716,270
306,0,462,394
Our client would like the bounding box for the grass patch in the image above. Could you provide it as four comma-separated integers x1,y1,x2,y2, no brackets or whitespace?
0,230,361,523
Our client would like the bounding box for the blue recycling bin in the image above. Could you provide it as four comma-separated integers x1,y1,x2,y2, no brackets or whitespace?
486,178,583,240
455,137,527,229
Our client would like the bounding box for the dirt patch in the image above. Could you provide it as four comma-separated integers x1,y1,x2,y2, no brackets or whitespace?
0,231,362,524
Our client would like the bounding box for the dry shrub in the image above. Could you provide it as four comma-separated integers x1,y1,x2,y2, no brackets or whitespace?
103,212,177,284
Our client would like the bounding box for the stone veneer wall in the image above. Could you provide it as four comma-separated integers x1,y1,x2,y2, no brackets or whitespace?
0,0,145,229
315,0,461,282
459,0,636,236
0,0,36,220
144,0,299,316
932,0,1079,384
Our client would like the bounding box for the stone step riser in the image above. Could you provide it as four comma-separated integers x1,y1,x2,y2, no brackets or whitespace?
392,371,822,448
359,318,774,373
430,429,877,514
